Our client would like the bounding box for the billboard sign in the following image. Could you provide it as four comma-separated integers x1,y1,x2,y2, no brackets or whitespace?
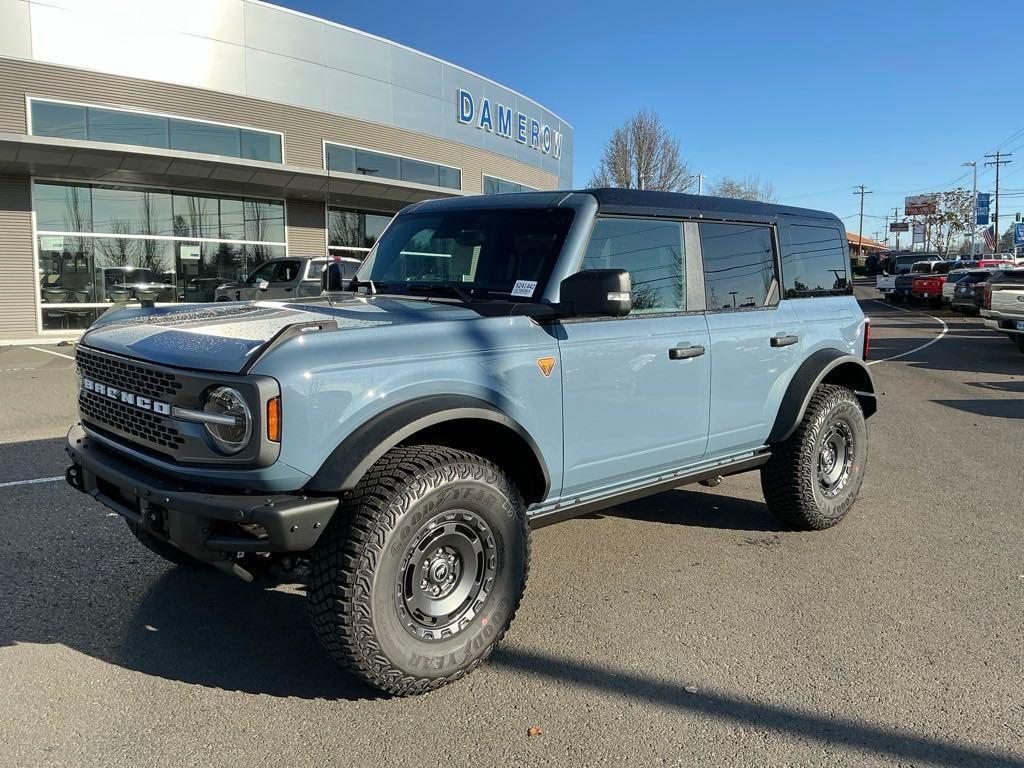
912,221,925,244
976,193,990,226
905,194,938,216
1015,223,1024,246
889,222,910,232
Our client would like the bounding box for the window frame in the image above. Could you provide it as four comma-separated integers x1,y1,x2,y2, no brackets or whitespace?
26,96,285,164
322,140,462,191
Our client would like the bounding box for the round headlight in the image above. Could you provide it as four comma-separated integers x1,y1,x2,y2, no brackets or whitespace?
202,386,252,454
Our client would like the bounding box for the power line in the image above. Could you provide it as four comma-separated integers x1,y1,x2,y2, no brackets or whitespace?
985,151,1012,242
853,185,872,259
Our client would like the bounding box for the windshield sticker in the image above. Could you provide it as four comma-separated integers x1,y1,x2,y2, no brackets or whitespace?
511,280,537,298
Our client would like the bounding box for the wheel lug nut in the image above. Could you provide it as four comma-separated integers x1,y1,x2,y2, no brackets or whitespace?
420,579,428,589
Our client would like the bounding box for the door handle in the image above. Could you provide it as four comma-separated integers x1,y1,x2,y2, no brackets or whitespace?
668,345,705,360
770,334,799,348
285,287,294,292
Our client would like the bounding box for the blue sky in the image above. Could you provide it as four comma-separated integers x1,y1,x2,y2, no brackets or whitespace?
286,0,1024,244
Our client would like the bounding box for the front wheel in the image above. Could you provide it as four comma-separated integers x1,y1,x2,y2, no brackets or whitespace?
307,445,530,696
761,384,867,530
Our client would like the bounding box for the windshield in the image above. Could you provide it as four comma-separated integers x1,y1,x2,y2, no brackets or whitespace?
356,208,575,301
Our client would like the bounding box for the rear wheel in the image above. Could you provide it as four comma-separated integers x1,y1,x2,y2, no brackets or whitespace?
307,445,530,696
761,385,867,530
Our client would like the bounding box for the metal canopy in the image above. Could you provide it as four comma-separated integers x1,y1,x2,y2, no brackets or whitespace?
0,133,462,206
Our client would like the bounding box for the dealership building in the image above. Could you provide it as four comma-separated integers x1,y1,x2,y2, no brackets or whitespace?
0,0,572,343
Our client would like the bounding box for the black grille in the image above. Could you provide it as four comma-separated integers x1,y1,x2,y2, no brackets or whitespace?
79,390,185,452
76,347,183,400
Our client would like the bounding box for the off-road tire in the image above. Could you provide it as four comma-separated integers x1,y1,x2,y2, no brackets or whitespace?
126,520,202,567
761,384,867,531
307,445,530,696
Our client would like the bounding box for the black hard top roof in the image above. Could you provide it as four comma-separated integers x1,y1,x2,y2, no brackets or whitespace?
584,188,840,222
410,188,840,223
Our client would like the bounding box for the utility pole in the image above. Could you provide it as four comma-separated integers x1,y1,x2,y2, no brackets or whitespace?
853,185,873,262
985,151,1012,251
963,161,978,255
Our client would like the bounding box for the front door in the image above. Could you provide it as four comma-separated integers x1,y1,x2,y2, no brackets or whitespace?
558,217,711,500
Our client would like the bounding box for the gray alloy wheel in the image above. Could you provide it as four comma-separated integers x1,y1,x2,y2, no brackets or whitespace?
307,445,530,696
761,384,867,530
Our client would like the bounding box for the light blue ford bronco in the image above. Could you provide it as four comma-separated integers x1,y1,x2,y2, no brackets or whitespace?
66,189,875,695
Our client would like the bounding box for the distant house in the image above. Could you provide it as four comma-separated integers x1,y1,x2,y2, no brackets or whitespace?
847,232,887,266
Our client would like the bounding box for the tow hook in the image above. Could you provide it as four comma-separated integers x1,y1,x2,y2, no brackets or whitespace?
65,464,83,492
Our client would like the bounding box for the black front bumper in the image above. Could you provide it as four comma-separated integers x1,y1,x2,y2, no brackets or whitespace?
66,424,338,561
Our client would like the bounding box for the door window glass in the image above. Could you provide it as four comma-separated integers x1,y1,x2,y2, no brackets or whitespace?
699,223,777,310
582,218,686,312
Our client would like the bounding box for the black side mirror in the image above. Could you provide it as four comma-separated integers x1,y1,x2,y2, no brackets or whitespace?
559,269,632,317
321,261,344,292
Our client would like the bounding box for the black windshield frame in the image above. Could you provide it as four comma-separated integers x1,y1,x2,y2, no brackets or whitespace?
356,208,576,302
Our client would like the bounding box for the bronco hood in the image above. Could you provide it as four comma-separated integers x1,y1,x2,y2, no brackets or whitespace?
81,296,479,373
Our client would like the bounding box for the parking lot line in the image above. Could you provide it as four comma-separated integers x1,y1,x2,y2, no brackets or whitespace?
29,346,75,361
0,476,64,489
867,300,948,366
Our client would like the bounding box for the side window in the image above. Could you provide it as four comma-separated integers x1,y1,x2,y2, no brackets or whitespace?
698,223,777,310
581,218,686,313
273,260,301,281
782,225,850,297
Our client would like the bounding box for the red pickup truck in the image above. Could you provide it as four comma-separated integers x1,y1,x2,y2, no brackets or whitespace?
912,259,1015,306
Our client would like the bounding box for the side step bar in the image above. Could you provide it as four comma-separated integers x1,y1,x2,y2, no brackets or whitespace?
529,453,770,529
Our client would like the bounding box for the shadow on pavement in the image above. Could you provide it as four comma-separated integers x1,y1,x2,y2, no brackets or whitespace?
931,399,1024,420
600,487,785,532
491,648,1024,768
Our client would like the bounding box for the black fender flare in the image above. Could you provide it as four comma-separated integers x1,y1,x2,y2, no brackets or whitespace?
305,394,550,497
768,350,876,444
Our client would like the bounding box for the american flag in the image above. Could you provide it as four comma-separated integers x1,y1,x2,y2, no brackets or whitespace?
984,225,996,251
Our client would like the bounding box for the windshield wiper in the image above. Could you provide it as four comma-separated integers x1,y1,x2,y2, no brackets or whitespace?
399,283,481,304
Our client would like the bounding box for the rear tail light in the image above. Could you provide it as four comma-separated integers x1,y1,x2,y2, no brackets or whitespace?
863,319,871,361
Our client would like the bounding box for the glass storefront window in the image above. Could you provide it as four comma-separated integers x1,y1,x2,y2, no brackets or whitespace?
30,100,283,164
169,118,240,157
35,183,92,232
483,175,538,194
87,107,168,148
325,142,461,190
35,181,288,328
328,208,393,251
31,101,86,140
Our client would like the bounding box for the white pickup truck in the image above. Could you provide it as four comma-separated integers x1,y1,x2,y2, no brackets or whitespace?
981,269,1024,353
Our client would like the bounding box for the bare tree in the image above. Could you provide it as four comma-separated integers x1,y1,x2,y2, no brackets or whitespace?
708,176,778,203
588,109,693,192
924,188,973,256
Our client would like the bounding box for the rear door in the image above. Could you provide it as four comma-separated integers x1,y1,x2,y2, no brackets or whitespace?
558,217,711,500
700,220,802,458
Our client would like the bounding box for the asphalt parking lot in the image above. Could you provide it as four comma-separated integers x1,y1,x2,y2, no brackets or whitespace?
1,285,1022,767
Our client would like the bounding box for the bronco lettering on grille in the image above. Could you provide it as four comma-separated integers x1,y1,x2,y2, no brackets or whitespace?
81,376,171,415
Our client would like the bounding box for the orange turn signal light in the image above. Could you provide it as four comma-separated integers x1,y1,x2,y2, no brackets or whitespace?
267,397,281,442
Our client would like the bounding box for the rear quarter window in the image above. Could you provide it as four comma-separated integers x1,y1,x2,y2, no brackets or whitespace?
782,225,850,297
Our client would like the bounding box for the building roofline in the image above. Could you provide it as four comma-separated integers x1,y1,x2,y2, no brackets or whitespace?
250,0,572,129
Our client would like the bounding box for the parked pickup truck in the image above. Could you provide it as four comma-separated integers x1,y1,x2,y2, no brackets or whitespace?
883,260,947,302
981,268,1024,353
65,188,875,696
